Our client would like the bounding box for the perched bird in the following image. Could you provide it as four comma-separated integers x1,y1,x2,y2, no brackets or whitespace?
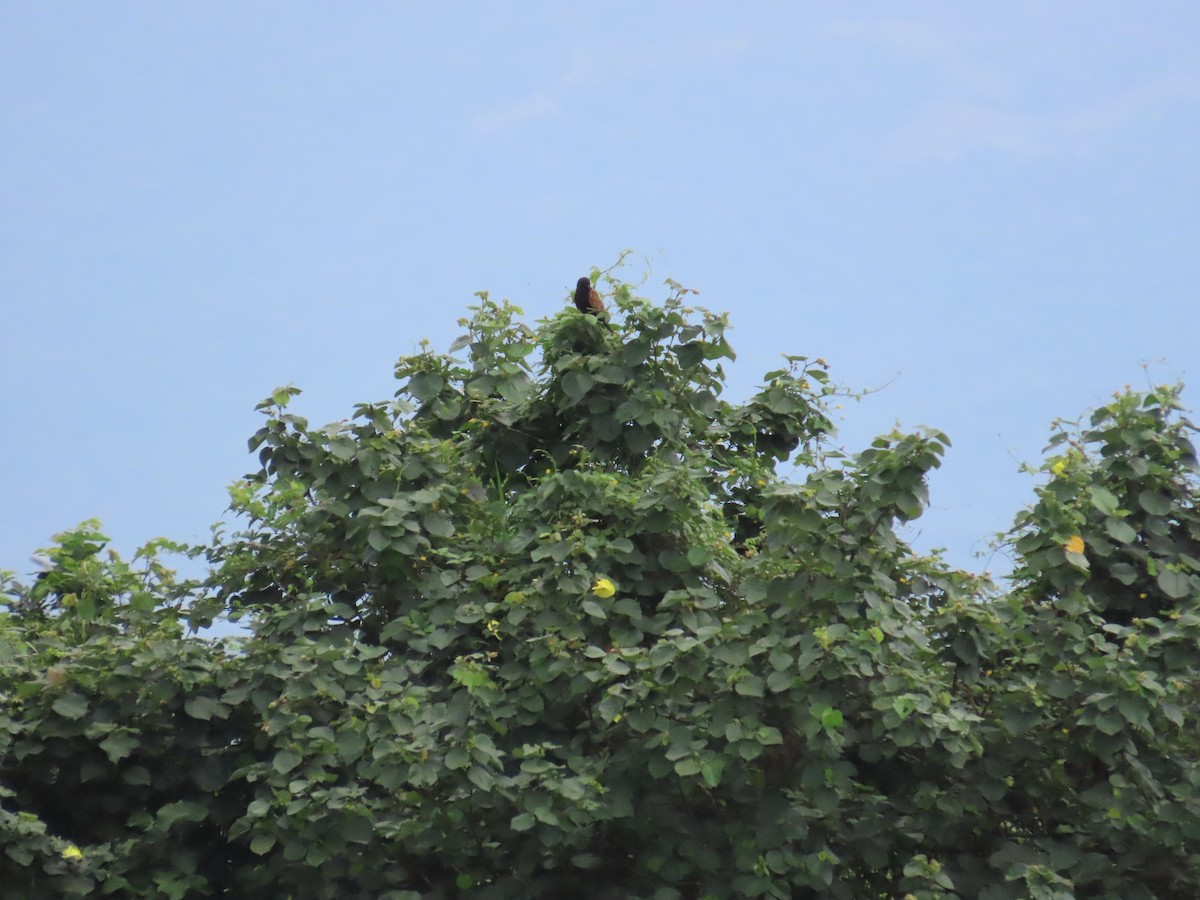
573,276,605,314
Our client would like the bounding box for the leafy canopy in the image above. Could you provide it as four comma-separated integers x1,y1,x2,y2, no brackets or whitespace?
2,271,1198,898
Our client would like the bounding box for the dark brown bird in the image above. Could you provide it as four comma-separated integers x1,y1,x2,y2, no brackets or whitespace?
573,277,605,314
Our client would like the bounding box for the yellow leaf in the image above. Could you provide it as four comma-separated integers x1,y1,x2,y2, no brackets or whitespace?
1064,535,1085,554
592,578,615,599
62,844,83,861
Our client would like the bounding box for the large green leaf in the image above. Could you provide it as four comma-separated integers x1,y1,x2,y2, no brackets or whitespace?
51,693,88,720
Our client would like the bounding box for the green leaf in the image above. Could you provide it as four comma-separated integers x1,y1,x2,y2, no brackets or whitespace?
130,591,157,613
734,676,764,697
820,707,844,729
5,844,33,866
497,375,532,403
675,342,705,368
1161,702,1185,728
422,512,455,538
246,799,271,818
757,726,783,746
273,750,303,775
1157,569,1191,600
342,815,373,845
558,778,587,801
270,386,296,407
465,375,495,399
1116,696,1149,729
250,834,276,856
1104,518,1138,545
157,800,208,826
328,436,356,461
467,765,495,791
336,729,367,763
510,813,536,832
1002,708,1039,737
1089,487,1120,515
713,644,747,665
407,372,445,402
99,732,138,764
674,757,701,777
700,756,725,788
15,681,40,699
1108,561,1138,584
52,694,88,720
123,766,152,786
184,696,227,721
562,371,594,401
1138,490,1172,516
766,669,793,693
581,599,607,620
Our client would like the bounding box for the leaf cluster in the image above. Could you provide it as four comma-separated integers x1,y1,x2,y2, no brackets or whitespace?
2,278,1197,898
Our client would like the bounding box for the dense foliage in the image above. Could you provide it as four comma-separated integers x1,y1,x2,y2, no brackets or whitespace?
2,274,1198,898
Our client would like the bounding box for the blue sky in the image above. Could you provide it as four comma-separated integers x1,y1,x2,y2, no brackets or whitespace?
3,4,1198,584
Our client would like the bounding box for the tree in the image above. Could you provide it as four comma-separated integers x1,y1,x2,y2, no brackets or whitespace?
2,272,1198,898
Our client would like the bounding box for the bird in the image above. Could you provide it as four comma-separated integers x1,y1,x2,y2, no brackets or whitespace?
573,276,605,314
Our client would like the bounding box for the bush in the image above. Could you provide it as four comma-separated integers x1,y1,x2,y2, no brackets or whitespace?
3,274,1198,897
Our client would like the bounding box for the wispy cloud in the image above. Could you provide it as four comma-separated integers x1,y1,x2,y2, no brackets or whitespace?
615,33,751,69
822,18,1009,96
471,92,558,134
822,20,955,59
470,33,749,135
1060,74,1200,139
884,74,1200,162
885,103,1047,162
559,33,751,89
825,17,1200,162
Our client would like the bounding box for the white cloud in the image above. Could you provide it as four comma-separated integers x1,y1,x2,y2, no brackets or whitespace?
471,92,558,134
884,73,1200,162
822,19,954,59
824,18,1200,162
1060,74,1200,140
470,32,749,135
885,102,1047,162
